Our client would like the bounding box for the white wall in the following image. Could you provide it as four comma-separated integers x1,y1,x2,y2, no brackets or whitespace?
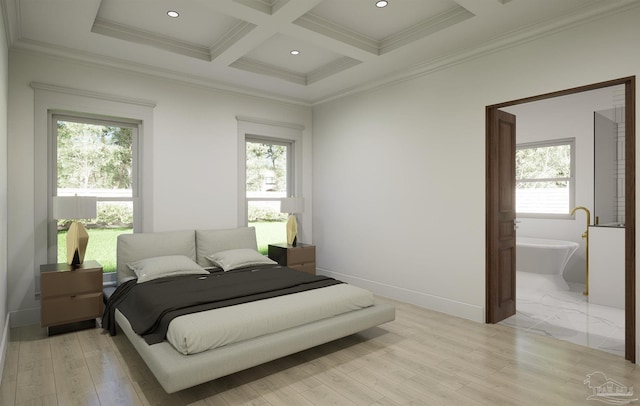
0,2,9,382
312,6,640,326
503,87,620,283
4,0,640,361
7,50,312,326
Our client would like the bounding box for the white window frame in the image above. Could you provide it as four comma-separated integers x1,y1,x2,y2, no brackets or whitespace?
49,113,141,269
237,116,303,227
516,138,575,219
33,83,155,292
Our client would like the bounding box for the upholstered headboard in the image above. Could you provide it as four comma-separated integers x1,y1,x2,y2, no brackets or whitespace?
116,227,258,285
194,227,258,267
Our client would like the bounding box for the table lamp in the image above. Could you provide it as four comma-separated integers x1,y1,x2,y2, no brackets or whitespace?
280,197,304,246
53,195,97,265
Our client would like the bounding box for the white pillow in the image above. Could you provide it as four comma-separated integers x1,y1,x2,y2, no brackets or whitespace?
205,248,276,272
127,255,209,283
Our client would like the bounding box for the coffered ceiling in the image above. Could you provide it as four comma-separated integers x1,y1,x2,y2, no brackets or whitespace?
3,0,639,104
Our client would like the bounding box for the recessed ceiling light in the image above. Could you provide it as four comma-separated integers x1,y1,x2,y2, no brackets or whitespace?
290,50,301,56
375,1,388,8
167,10,179,18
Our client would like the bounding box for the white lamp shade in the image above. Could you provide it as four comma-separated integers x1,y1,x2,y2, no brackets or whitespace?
280,197,304,214
53,196,97,220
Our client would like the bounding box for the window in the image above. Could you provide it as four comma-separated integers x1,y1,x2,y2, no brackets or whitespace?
246,138,290,252
34,83,154,294
516,138,575,217
51,114,140,272
237,117,303,253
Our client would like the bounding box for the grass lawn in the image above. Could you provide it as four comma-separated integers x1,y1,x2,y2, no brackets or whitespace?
251,221,287,254
58,227,132,273
58,223,285,272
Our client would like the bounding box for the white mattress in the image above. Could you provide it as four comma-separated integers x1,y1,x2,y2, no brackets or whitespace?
165,283,374,355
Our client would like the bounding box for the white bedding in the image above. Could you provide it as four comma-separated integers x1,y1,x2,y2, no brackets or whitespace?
165,283,374,355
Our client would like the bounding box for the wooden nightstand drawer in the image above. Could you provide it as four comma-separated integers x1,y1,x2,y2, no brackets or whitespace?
288,263,316,275
268,243,316,275
40,260,103,333
41,292,103,327
287,245,315,265
40,270,102,298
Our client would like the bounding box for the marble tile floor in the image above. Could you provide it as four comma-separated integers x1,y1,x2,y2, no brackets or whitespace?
500,272,625,357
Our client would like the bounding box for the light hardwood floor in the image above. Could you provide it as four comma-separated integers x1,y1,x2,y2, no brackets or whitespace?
1,296,638,405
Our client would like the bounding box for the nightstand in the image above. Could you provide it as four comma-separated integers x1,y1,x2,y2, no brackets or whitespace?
40,260,103,335
268,243,316,275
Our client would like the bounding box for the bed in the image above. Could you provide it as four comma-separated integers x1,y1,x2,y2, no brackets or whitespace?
104,227,395,393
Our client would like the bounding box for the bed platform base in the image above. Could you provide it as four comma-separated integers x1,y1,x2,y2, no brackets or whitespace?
115,303,395,393
114,228,395,393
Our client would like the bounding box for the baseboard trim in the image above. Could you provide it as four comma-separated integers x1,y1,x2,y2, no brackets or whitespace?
317,268,484,323
0,314,10,384
9,307,39,328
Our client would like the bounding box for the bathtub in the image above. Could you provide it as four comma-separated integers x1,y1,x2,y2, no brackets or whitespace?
516,237,579,291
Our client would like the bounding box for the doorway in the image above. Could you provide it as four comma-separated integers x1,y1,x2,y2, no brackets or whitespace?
486,77,636,362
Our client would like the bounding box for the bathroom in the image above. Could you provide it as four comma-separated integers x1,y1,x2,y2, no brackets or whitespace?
499,84,626,357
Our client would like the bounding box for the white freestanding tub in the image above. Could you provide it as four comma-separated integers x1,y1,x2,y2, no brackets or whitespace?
516,237,579,291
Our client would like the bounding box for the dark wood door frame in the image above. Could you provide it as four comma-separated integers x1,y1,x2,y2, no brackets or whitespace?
485,76,636,362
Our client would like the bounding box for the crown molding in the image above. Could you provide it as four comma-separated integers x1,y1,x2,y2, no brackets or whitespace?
91,17,212,61
233,0,287,15
7,0,639,106
236,114,305,131
293,13,379,55
12,42,312,107
311,0,640,105
1,0,19,47
380,6,474,55
232,54,361,86
210,21,256,60
295,5,474,57
231,57,307,85
307,56,361,85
